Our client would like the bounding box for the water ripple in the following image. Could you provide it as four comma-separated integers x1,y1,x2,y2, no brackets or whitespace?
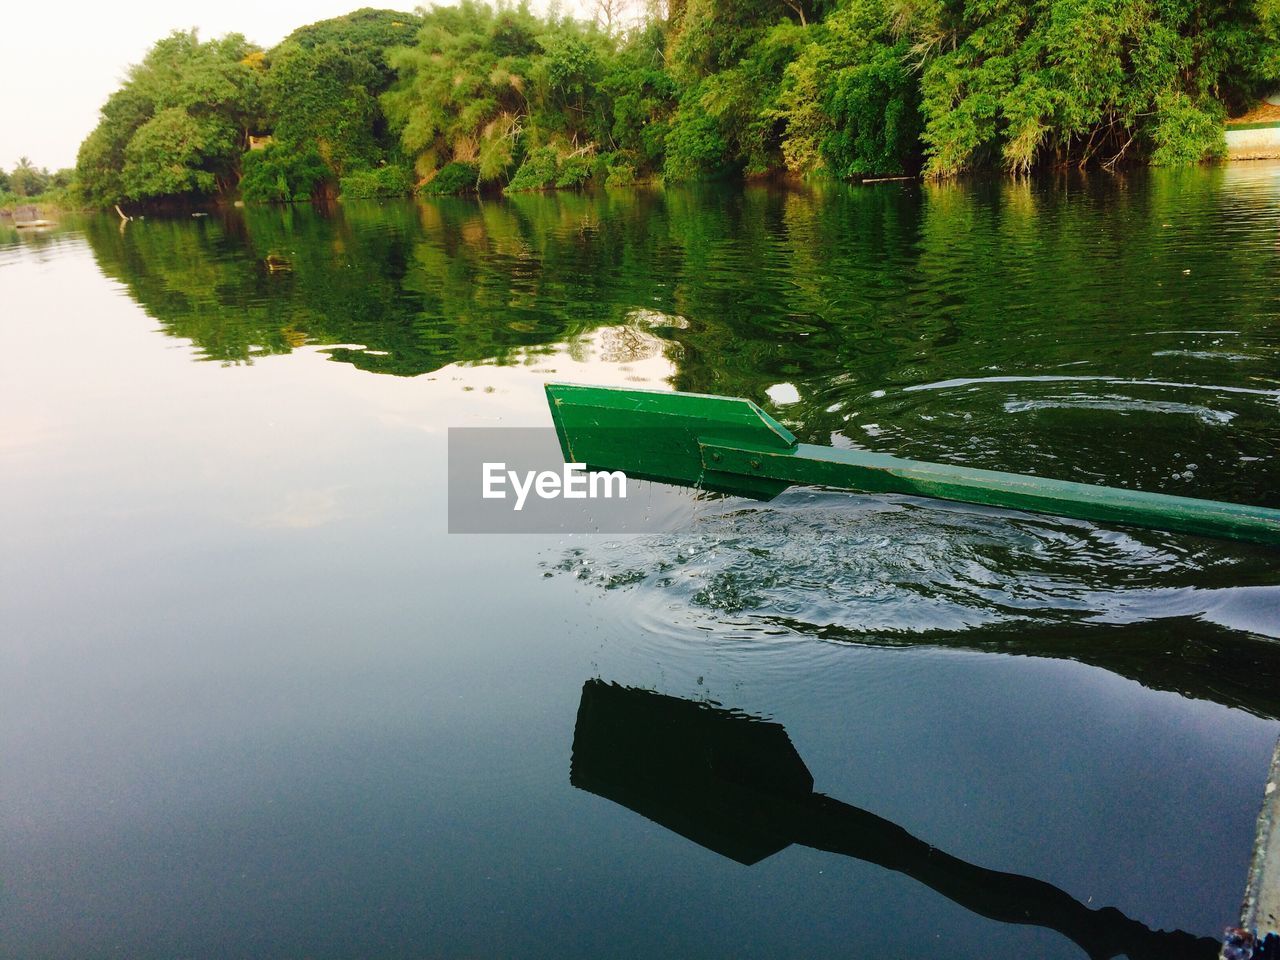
545,489,1280,643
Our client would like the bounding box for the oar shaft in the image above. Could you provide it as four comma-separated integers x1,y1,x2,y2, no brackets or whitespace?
700,440,1280,546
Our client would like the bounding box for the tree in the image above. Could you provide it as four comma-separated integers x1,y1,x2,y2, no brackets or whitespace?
10,156,50,196
70,0,1280,206
775,0,920,177
600,23,679,170
903,0,1280,176
122,108,221,197
593,0,639,35
383,1,616,191
264,9,420,179
383,1,541,184
76,29,265,204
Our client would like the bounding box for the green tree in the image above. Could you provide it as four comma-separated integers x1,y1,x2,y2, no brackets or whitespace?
10,156,51,196
264,9,420,180
660,0,814,181
76,30,265,205
123,108,222,197
70,0,1280,203
240,144,331,202
775,0,920,177
599,24,679,172
383,1,541,186
904,0,1280,176
383,1,618,191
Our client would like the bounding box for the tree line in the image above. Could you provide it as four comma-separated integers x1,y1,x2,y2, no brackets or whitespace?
72,0,1280,207
0,157,76,208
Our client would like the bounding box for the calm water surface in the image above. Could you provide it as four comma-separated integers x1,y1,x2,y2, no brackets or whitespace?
3,165,1280,959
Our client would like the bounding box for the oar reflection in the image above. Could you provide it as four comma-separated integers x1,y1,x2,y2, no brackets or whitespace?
570,680,1220,960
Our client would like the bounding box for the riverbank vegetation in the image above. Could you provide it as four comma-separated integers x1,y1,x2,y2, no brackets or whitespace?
74,0,1280,208
0,158,78,214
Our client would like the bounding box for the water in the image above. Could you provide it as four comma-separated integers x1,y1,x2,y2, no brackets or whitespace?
2,165,1279,959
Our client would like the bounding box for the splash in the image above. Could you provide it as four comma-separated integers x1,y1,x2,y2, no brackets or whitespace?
545,488,1280,642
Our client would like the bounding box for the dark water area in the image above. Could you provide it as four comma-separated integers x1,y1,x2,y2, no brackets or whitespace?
2,165,1279,959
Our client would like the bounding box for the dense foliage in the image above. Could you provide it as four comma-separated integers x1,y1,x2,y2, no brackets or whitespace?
901,0,1280,176
73,0,1280,207
775,0,920,177
240,145,330,202
262,9,420,187
381,0,618,193
0,158,76,210
76,31,265,206
338,164,416,197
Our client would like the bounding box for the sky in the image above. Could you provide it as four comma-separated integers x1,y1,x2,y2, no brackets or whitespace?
0,0,479,172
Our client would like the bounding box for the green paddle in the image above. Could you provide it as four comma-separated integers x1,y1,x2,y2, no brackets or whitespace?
545,382,1280,546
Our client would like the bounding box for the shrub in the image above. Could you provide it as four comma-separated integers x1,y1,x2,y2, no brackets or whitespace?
554,154,594,188
1148,93,1226,166
505,146,561,192
337,164,414,199
663,106,726,182
420,161,480,195
604,155,638,186
818,44,919,178
241,145,330,203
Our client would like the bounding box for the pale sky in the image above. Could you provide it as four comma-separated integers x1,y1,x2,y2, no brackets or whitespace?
1,0,574,173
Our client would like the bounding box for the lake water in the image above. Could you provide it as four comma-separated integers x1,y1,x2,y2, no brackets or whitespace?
3,166,1279,959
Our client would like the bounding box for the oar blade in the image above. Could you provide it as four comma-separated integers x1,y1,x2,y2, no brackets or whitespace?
544,382,796,499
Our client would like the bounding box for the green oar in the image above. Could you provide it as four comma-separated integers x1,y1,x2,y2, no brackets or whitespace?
545,382,1280,546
